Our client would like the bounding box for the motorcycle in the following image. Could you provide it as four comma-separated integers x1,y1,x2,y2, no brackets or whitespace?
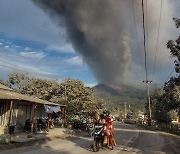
86,123,95,137
23,119,37,133
92,124,104,152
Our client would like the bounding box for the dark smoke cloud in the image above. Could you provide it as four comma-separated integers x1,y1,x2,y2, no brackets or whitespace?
31,0,134,86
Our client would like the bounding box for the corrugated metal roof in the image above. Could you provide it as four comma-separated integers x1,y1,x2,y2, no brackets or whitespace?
0,84,13,91
0,84,60,106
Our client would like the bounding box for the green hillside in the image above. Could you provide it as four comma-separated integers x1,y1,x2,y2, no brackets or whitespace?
92,84,148,117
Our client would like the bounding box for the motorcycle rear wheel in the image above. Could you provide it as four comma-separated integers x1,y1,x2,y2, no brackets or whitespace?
92,140,100,152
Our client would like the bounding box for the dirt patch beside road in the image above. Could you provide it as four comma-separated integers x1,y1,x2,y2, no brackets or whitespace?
0,128,74,151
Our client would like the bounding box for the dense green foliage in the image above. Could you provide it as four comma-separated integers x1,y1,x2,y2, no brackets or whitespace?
150,18,180,124
93,84,146,119
151,89,171,124
165,19,180,115
7,73,102,116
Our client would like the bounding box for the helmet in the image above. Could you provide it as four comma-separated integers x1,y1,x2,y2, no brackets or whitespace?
106,110,111,115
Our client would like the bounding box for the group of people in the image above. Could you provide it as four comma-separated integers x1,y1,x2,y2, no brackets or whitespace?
98,109,117,149
72,109,117,149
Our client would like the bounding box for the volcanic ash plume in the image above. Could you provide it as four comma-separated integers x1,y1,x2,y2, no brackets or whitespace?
32,0,132,87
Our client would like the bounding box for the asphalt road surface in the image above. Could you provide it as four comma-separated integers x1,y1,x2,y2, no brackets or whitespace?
1,122,180,154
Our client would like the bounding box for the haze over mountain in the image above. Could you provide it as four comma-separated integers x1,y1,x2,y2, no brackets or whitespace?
92,83,163,113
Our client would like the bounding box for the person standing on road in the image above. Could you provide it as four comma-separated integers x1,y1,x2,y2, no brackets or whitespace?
104,110,117,149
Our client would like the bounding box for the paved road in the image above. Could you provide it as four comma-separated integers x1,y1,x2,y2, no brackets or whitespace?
1,122,180,154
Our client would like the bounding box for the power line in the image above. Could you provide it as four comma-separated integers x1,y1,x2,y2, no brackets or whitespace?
0,63,27,73
0,59,17,67
165,66,175,83
146,0,149,77
142,0,148,80
131,0,144,78
0,61,57,79
0,59,35,75
152,0,163,81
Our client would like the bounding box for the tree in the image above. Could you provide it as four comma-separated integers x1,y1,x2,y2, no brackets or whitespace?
7,72,101,117
151,88,171,124
59,78,98,115
150,18,180,124
173,18,180,28
0,78,6,86
165,18,180,116
8,72,62,101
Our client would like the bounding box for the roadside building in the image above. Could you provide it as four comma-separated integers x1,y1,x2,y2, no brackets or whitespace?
0,83,66,135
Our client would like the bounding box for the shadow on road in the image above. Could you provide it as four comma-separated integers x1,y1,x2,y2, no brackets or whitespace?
66,135,94,152
2,124,179,154
114,123,180,154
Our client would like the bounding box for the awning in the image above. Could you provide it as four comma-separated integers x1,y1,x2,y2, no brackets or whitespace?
44,105,61,113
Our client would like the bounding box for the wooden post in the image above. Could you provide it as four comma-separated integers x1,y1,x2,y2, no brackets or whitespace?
30,103,35,134
8,100,13,134
61,106,66,128
62,107,64,128
47,113,50,132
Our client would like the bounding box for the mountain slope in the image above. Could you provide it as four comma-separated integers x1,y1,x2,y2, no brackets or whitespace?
92,83,163,116
93,83,147,99
92,83,148,113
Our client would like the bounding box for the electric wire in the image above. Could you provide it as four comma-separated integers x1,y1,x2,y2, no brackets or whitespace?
165,66,175,83
152,0,163,81
142,0,148,80
0,60,57,79
131,0,144,78
0,63,27,73
146,0,149,78
0,59,17,67
0,59,37,76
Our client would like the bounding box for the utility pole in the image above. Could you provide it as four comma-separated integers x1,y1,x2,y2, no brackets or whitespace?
124,102,127,119
143,80,152,120
64,84,67,101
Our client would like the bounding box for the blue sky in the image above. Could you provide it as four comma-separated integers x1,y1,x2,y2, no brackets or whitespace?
0,0,97,87
0,0,179,87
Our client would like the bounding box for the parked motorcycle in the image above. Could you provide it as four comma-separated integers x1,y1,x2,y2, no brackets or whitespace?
23,119,37,133
37,118,47,131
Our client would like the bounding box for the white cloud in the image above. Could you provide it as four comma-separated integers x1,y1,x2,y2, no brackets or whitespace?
0,50,56,79
0,39,46,60
25,47,30,51
17,64,53,76
66,56,83,65
0,62,57,81
85,83,97,88
47,44,75,53
61,67,87,73
0,0,66,49
19,51,46,60
0,40,86,81
10,44,21,49
0,41,52,78
4,45,9,49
